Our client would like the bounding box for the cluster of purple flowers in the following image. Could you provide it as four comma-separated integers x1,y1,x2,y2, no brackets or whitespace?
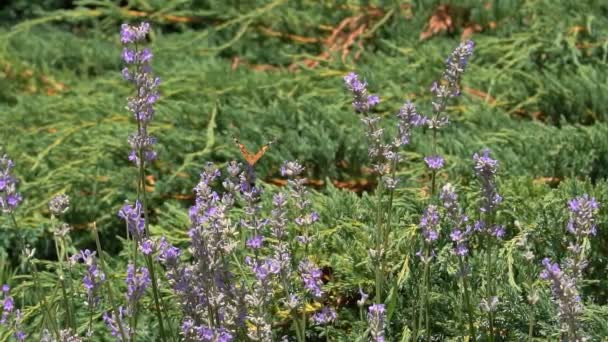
367,304,386,342
0,154,22,214
343,72,380,113
473,148,502,215
118,200,146,240
344,74,425,189
125,263,151,314
71,249,106,308
120,22,160,166
0,285,25,341
427,40,475,129
540,194,599,340
103,306,130,340
440,183,472,257
540,258,583,338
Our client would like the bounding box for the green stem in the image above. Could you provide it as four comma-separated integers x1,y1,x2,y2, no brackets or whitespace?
52,216,76,331
93,224,128,342
374,180,385,304
486,243,495,342
528,311,534,342
459,257,476,342
423,246,431,342
30,261,61,340
137,147,170,341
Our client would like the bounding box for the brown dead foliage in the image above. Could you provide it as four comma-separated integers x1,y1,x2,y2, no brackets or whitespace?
420,4,496,41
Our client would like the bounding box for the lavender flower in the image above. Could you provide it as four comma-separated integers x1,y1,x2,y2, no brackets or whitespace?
103,306,130,340
72,249,106,307
49,193,70,216
125,263,151,313
368,304,386,342
443,40,475,93
0,154,22,214
424,155,445,170
567,194,599,237
540,258,584,338
473,148,502,214
246,235,264,249
427,40,475,130
0,285,26,341
299,259,324,298
344,72,380,113
419,205,440,244
312,306,337,325
181,319,234,342
395,101,426,146
160,163,245,335
118,200,146,240
121,22,160,166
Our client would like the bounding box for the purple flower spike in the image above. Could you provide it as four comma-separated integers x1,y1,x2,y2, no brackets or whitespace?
0,154,22,214
424,155,445,170
368,304,386,342
125,263,151,310
312,306,337,325
567,194,599,237
118,200,146,239
473,148,502,214
344,72,380,113
246,235,264,249
419,205,440,244
121,22,159,166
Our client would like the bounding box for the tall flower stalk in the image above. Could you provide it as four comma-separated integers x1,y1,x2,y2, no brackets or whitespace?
49,194,77,332
343,73,423,305
418,40,475,341
440,183,476,341
120,22,167,341
540,194,599,341
473,148,503,342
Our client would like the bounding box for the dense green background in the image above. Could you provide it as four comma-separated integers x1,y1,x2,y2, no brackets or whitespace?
0,0,607,340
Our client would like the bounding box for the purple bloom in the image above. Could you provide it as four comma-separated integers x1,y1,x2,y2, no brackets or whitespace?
344,72,380,113
121,22,160,165
540,258,583,337
139,239,154,255
118,200,146,239
299,259,324,298
473,148,502,213
120,22,150,44
103,306,130,340
395,101,425,146
1,285,26,341
312,306,337,325
424,155,444,170
0,154,22,214
246,235,264,249
443,40,475,93
125,263,151,311
419,205,440,243
368,304,386,342
72,250,105,307
567,194,599,237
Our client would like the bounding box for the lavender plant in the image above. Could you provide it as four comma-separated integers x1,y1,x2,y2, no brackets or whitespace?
473,148,503,341
119,22,166,340
343,73,424,306
540,194,599,341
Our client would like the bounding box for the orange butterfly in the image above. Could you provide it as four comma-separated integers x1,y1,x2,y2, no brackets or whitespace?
233,137,276,167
